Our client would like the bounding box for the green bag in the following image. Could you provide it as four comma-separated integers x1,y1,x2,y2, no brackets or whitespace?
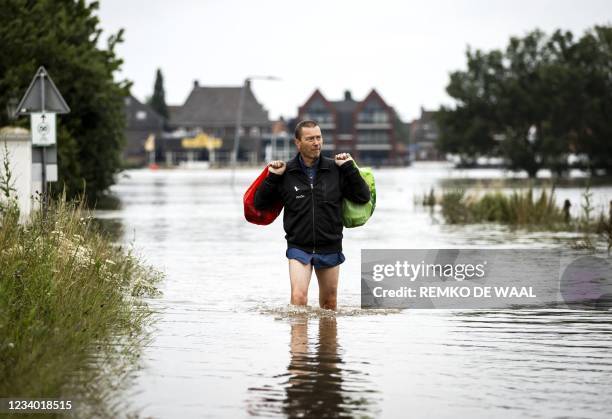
342,164,376,228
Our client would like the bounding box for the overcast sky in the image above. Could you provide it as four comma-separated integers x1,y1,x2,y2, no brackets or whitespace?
96,0,611,122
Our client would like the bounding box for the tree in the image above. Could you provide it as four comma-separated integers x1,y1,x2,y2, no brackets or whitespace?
0,0,130,204
437,26,612,177
568,26,612,173
435,48,503,166
148,68,168,120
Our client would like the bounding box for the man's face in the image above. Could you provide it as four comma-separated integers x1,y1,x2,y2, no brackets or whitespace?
295,126,323,160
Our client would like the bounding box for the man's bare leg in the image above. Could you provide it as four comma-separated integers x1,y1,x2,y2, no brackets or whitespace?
289,259,313,306
315,266,340,310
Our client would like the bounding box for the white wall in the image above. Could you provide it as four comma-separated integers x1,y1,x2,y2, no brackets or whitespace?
0,127,32,221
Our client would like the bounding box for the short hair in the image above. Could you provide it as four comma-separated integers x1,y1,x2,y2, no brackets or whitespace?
294,120,319,140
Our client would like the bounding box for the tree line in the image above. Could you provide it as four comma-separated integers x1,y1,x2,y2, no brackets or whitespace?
436,26,612,177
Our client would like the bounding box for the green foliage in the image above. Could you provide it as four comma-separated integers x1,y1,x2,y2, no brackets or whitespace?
580,183,594,231
437,26,612,177
434,187,565,227
418,185,612,250
0,141,19,216
148,68,168,120
0,142,17,198
420,188,436,206
441,189,469,224
0,197,162,416
0,0,131,204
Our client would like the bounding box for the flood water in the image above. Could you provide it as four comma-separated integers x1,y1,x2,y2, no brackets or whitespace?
95,163,612,418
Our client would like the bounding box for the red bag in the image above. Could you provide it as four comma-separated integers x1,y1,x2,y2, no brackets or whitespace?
244,166,283,225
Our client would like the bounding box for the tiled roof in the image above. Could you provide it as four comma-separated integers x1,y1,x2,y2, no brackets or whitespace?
170,84,270,127
419,107,438,122
124,95,164,130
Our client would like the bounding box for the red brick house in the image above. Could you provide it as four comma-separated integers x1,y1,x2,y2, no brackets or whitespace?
296,89,408,166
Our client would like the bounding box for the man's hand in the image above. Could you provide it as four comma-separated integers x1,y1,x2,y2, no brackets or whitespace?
334,153,353,167
268,160,286,175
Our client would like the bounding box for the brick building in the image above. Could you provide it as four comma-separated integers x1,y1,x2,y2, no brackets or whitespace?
296,89,408,166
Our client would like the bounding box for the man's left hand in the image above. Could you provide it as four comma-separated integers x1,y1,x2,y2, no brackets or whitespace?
334,153,353,167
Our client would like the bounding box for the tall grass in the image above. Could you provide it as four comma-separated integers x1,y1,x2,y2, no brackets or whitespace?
423,187,582,227
418,186,612,251
0,198,162,418
435,188,564,227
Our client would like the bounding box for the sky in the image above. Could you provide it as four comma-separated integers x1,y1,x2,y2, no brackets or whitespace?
96,0,612,122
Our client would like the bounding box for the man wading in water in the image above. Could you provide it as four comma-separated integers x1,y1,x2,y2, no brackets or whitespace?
254,120,370,310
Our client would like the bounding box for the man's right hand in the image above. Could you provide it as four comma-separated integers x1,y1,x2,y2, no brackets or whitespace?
268,160,286,175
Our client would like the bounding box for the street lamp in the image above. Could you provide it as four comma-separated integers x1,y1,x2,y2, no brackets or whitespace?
231,75,280,184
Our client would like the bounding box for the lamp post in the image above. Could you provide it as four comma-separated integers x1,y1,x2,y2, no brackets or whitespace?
231,75,279,185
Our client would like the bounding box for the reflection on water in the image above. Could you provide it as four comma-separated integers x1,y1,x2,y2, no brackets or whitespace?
95,165,612,418
248,316,380,418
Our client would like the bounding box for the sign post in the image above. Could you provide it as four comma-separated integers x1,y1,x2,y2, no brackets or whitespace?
14,66,70,213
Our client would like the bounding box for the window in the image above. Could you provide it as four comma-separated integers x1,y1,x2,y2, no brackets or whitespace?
373,111,388,123
357,110,388,124
357,131,389,145
303,112,333,124
136,111,147,120
303,99,333,124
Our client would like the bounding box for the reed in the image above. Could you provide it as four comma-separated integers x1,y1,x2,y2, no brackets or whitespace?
418,186,612,251
420,187,578,228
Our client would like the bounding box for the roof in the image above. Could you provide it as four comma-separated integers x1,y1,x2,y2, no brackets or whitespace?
124,95,164,130
167,105,181,116
299,89,397,134
418,107,438,122
330,99,357,134
170,84,270,127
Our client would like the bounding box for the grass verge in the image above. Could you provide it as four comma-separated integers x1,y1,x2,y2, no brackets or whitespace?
0,198,162,418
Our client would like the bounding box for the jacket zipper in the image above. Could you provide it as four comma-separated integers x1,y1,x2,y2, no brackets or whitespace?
310,182,316,253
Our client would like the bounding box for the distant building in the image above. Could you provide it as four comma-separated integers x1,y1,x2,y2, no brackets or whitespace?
164,80,272,164
296,89,407,166
262,118,293,163
409,107,442,161
123,95,164,166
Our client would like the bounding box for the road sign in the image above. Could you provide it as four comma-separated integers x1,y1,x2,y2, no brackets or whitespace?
15,66,70,115
32,146,58,182
13,66,69,215
31,112,56,146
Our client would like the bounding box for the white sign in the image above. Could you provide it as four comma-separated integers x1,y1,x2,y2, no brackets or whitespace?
31,112,56,146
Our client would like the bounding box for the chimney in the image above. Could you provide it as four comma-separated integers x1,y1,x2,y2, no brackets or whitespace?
193,79,200,88
344,90,352,101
